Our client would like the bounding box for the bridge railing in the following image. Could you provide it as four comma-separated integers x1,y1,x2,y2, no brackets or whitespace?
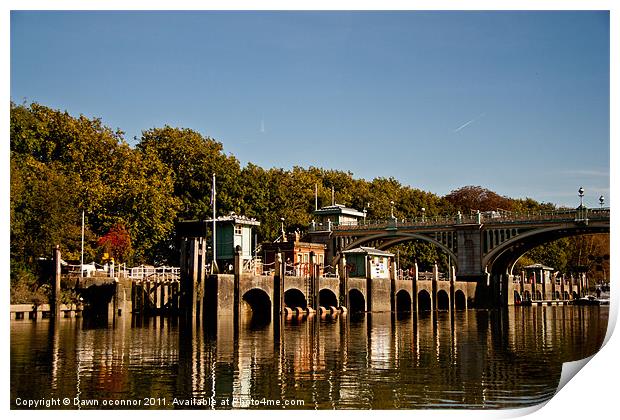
319,207,609,231
418,271,434,281
123,265,180,280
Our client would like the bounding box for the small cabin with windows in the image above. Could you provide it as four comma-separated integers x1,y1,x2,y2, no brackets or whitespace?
207,214,261,267
175,213,260,272
311,204,365,231
176,214,260,272
262,232,326,276
342,247,394,279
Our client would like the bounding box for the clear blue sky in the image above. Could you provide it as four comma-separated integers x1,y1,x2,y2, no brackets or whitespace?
10,11,610,207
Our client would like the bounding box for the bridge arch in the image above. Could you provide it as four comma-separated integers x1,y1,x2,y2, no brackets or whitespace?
483,223,609,276
395,289,412,313
335,232,458,268
284,288,307,309
455,290,467,310
417,290,432,312
241,288,272,323
348,289,366,313
319,289,338,308
437,290,450,310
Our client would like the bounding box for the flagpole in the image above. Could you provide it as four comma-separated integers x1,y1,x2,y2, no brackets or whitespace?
212,173,217,273
315,183,318,211
80,210,84,278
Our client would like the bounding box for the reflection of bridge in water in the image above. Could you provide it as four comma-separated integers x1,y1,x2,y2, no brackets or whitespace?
18,305,607,409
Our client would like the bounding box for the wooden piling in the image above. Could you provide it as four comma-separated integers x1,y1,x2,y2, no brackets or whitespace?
52,245,61,320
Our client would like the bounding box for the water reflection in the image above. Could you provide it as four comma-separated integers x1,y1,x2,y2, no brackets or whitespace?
11,306,608,409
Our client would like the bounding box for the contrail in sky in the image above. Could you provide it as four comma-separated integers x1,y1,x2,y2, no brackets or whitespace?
260,119,265,133
453,112,485,133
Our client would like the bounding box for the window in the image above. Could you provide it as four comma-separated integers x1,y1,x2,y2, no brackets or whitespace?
234,225,242,235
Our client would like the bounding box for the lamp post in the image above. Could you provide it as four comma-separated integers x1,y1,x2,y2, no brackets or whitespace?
578,187,584,208
390,201,395,219
421,207,426,223
599,195,605,209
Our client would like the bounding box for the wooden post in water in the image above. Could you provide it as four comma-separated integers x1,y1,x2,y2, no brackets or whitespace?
198,237,206,323
432,262,439,311
52,245,62,320
273,251,283,319
131,280,136,314
412,260,418,313
365,255,372,312
339,253,348,310
449,265,456,312
233,245,242,327
390,258,396,312
190,238,199,322
310,251,317,311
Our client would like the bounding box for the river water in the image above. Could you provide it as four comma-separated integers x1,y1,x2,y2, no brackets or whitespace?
11,306,608,410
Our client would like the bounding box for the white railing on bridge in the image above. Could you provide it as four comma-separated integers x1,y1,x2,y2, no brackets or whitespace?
310,207,609,232
121,265,180,281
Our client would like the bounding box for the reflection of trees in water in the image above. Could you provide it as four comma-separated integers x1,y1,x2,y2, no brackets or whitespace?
10,306,608,409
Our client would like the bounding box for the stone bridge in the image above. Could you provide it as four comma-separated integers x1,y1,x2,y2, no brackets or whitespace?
311,207,609,306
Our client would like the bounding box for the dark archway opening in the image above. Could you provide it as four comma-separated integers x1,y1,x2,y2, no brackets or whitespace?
284,288,307,310
242,288,271,326
455,290,467,310
319,289,338,308
395,290,412,313
572,291,579,300
563,291,570,300
348,289,365,313
417,290,432,312
535,290,542,301
437,290,450,310
485,227,608,307
522,290,531,301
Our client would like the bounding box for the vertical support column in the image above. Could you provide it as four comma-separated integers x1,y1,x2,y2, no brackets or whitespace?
160,280,166,312
112,278,119,321
52,245,62,320
131,280,137,314
412,260,418,313
310,251,317,311
197,237,206,323
172,280,179,313
520,270,525,296
390,259,397,312
365,255,372,312
540,268,545,301
145,280,151,314
432,262,439,311
273,251,283,319
233,245,242,327
339,253,348,310
190,238,199,322
449,265,455,311
179,238,189,319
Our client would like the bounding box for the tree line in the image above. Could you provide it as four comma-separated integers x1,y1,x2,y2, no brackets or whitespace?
9,102,609,303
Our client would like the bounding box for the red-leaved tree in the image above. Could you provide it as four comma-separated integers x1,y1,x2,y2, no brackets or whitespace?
97,223,133,263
